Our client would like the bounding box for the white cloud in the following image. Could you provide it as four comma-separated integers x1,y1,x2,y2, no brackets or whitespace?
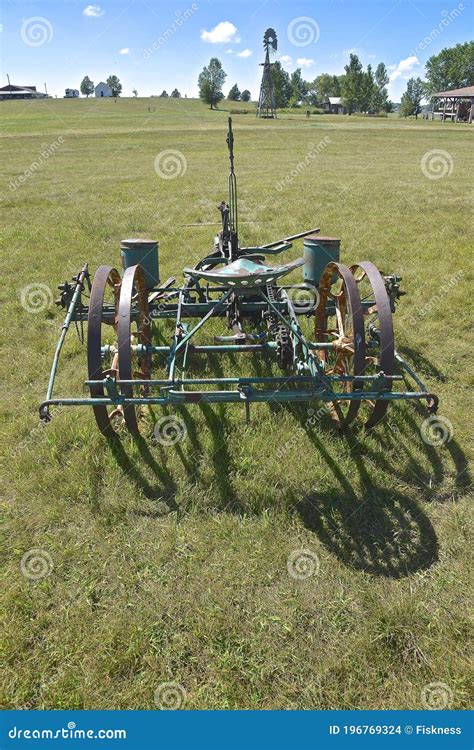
296,57,314,68
389,55,419,82
237,48,252,58
119,48,129,55
200,21,240,44
83,4,104,17
225,48,234,54
279,54,292,65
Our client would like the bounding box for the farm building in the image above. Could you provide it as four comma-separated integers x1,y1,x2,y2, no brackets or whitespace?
95,81,112,97
0,84,48,100
64,88,79,98
430,85,474,122
325,96,346,114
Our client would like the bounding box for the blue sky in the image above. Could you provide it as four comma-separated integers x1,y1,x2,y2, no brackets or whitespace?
1,0,472,100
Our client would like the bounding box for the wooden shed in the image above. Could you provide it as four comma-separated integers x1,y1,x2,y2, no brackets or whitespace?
430,85,474,123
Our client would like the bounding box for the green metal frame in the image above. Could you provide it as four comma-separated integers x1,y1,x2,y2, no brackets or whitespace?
39,264,437,424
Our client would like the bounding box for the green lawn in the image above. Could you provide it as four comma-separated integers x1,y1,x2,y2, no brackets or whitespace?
1,97,472,710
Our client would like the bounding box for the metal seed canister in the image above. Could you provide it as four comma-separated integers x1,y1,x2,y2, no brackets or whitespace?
120,238,160,290
302,235,341,286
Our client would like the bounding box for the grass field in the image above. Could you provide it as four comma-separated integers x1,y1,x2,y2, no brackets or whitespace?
1,97,472,711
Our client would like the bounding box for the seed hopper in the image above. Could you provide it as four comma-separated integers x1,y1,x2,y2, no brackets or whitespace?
40,118,438,436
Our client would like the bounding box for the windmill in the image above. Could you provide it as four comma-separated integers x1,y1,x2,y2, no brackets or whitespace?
257,28,277,118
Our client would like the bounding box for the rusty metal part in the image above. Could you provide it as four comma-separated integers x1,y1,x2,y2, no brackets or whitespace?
87,265,121,437
147,276,175,304
118,264,152,435
315,262,365,428
351,261,395,429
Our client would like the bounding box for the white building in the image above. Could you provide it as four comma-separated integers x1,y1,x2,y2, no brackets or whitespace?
95,82,112,98
64,89,79,98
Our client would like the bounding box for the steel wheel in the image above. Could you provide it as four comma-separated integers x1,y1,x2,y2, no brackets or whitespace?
118,264,152,435
87,265,122,436
315,262,365,428
350,261,395,428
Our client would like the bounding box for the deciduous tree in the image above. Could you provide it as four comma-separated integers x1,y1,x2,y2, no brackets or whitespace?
198,58,227,109
425,41,474,93
80,76,94,98
106,75,122,97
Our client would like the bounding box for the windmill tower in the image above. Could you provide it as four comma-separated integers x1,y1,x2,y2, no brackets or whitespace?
257,28,277,118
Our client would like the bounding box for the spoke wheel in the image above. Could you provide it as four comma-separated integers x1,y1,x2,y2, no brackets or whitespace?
87,265,122,436
118,264,152,435
350,261,395,429
315,262,365,428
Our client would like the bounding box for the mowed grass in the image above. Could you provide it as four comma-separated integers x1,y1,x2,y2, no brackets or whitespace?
0,97,472,710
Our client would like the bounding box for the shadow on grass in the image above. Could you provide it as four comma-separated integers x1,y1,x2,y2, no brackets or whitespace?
106,434,179,515
296,486,439,579
106,341,470,577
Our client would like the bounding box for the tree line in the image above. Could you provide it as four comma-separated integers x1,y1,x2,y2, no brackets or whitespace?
400,41,473,116
197,41,473,115
79,42,473,109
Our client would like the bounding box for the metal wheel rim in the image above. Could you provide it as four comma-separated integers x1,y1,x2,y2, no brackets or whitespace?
351,261,395,429
118,264,151,435
87,265,121,436
315,261,365,428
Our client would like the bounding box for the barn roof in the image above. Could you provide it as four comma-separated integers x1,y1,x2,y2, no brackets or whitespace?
0,84,37,93
433,85,474,98
328,96,342,105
